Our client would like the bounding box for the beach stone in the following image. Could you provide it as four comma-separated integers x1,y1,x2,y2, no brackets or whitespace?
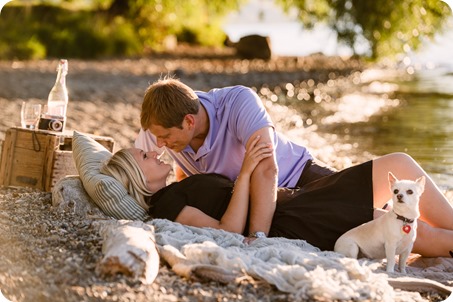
234,34,272,60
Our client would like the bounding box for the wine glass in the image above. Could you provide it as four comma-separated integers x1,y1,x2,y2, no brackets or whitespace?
21,101,42,129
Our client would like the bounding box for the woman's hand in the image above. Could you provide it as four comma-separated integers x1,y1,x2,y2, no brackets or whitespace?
239,135,274,177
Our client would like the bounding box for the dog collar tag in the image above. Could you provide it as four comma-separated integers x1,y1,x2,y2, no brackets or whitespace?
402,225,411,234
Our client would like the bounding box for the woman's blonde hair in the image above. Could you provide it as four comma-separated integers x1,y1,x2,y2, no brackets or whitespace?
100,149,153,210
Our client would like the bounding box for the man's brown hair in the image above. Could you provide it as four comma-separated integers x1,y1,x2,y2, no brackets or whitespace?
141,76,200,129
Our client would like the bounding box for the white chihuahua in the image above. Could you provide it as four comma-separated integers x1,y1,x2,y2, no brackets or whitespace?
334,172,425,273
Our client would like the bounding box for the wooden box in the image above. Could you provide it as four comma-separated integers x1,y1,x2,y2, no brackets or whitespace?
0,127,115,192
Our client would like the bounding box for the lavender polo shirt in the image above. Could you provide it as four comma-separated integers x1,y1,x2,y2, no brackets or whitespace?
135,85,313,187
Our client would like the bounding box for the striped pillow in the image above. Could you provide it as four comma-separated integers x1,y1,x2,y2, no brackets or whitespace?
72,131,149,220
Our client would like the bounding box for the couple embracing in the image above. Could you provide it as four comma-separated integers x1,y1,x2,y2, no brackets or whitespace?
101,76,453,257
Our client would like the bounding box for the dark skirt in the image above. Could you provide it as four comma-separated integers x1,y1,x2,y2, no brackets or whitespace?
269,160,374,251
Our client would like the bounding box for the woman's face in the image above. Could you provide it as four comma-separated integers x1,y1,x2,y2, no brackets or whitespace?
128,148,172,192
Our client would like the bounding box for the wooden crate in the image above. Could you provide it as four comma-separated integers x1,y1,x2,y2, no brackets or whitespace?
0,127,114,192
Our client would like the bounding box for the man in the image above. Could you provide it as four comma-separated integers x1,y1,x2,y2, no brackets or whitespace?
135,77,320,240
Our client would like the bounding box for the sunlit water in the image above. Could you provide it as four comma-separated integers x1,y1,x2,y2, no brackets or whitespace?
339,70,453,190
276,68,453,190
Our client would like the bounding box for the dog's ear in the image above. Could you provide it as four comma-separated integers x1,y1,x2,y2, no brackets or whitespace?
416,175,426,192
388,172,398,186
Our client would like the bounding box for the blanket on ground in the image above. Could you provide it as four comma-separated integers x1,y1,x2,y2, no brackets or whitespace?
149,219,453,302
52,177,453,301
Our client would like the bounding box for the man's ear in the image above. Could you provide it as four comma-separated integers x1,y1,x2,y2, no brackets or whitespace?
184,114,195,129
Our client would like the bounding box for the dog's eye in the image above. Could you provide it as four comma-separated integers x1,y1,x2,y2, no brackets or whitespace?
393,189,399,194
407,189,413,195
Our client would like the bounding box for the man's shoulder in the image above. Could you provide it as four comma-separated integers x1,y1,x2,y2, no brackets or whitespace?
197,85,252,97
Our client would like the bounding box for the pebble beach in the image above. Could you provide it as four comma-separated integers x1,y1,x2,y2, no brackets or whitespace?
0,48,447,301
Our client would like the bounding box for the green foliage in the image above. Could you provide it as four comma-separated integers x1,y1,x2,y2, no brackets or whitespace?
0,0,241,59
276,0,451,59
0,4,142,59
3,0,447,60
128,0,241,49
0,33,46,60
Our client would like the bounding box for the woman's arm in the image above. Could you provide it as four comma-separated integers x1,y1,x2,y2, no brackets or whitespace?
175,135,273,233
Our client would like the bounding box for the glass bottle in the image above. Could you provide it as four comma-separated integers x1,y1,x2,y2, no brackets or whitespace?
47,59,68,129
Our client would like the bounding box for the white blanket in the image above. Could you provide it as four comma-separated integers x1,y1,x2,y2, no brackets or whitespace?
149,219,453,302
53,176,452,300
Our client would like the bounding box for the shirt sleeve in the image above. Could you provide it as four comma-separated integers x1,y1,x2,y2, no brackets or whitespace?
151,187,188,221
226,86,274,146
148,174,234,222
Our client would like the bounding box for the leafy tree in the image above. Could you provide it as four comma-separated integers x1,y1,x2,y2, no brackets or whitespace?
92,0,244,49
28,0,243,48
276,0,451,59
128,0,243,49
0,0,243,59
2,0,450,59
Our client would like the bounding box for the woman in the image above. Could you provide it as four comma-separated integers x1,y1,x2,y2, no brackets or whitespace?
101,137,453,255
102,136,272,235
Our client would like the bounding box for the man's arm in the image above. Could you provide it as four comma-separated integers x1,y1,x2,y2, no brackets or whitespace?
246,127,278,237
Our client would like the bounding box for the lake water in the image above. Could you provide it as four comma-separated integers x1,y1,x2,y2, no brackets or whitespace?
341,69,453,190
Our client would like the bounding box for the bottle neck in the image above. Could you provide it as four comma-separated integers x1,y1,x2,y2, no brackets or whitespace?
55,66,67,87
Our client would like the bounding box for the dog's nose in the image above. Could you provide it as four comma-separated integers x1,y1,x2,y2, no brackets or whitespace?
397,193,404,201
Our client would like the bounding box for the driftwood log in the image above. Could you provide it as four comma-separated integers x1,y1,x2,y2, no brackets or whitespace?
95,220,159,284
52,176,159,284
159,244,238,284
52,175,107,219
388,277,452,296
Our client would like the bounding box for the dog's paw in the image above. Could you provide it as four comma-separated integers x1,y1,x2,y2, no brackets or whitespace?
386,265,395,273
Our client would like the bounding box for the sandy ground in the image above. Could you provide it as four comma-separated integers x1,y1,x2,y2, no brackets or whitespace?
0,50,448,301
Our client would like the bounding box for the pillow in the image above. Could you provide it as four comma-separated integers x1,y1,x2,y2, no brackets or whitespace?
72,131,149,221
